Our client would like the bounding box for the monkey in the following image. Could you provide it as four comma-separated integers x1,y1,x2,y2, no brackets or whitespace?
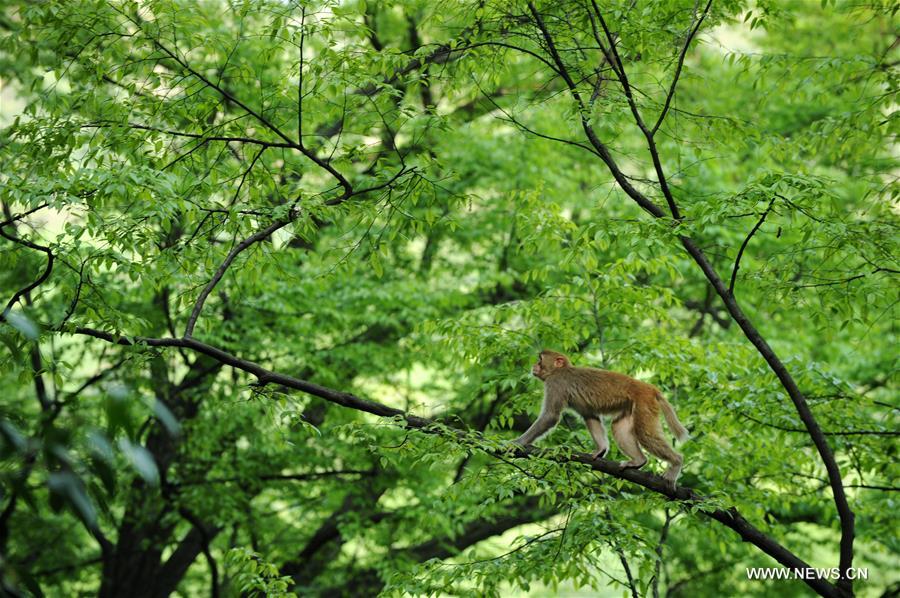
514,350,689,487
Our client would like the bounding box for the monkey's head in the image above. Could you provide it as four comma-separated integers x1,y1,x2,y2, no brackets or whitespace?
532,350,571,380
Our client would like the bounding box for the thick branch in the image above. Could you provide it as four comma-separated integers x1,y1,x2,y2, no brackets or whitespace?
680,236,854,592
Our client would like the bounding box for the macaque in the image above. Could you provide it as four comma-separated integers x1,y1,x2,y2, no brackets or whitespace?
515,350,689,486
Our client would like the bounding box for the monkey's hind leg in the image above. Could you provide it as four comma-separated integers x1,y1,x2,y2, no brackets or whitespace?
634,414,683,488
612,415,647,469
584,416,609,459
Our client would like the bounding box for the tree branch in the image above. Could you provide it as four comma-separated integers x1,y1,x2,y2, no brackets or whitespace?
651,509,673,598
0,227,55,318
729,196,777,294
184,218,290,338
588,1,682,219
651,0,714,135
83,122,295,149
0,203,49,228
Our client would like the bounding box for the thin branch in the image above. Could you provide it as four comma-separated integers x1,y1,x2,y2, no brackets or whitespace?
0,203,50,228
178,509,220,598
149,40,296,147
740,411,899,437
618,551,638,598
651,0,714,135
143,34,353,194
0,228,55,318
184,218,291,338
604,509,639,598
60,358,127,405
472,78,601,157
845,484,899,492
60,258,88,326
651,509,673,598
298,7,306,142
588,1,682,219
588,0,649,132
172,469,376,487
83,122,294,149
526,4,665,218
729,196,776,294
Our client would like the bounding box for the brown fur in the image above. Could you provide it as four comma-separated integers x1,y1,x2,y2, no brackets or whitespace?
515,350,689,487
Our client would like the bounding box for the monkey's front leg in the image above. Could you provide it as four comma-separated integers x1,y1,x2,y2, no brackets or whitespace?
583,416,609,459
514,405,562,447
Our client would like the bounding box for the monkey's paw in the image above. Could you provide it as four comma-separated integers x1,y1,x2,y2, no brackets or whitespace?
591,448,609,460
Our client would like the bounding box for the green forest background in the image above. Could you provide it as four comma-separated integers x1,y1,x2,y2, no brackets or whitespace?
0,0,897,596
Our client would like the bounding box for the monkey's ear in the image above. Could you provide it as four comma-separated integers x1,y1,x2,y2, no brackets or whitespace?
554,357,565,368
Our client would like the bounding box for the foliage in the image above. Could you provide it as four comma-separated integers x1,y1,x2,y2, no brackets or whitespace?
0,0,896,596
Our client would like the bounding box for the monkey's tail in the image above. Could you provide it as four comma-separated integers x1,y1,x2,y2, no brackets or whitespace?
657,391,689,442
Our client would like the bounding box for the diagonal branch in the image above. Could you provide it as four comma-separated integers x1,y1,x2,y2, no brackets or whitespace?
729,196,776,294
0,203,50,228
651,0,714,135
183,218,291,338
150,41,296,148
66,325,845,598
145,36,353,195
183,162,410,337
527,3,665,218
588,1,682,219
